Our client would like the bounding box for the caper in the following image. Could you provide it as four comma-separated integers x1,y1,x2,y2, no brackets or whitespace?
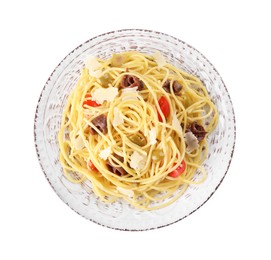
111,54,127,67
100,73,110,87
129,134,147,147
151,149,164,162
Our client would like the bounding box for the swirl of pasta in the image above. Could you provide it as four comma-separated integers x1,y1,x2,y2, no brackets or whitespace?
58,51,218,210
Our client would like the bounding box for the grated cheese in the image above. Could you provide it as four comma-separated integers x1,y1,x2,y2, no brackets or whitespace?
152,51,167,68
112,107,124,127
121,87,138,101
99,147,111,160
92,87,119,104
117,187,134,197
73,135,85,150
85,56,102,78
130,151,147,171
149,127,157,145
184,132,199,152
172,113,182,135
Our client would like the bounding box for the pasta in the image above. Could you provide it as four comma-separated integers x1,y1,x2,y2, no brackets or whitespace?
58,51,218,210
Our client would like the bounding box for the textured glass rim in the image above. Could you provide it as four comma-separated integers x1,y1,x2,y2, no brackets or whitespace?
34,29,236,231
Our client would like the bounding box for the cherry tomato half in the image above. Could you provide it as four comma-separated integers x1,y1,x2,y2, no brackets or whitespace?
158,96,170,122
83,93,100,107
169,160,186,178
88,160,98,172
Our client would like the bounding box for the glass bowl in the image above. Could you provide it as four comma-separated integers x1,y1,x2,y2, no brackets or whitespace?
34,29,236,230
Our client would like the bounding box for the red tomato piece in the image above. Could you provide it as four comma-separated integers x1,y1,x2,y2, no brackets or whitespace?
158,96,170,122
169,160,186,178
88,160,98,172
83,93,100,107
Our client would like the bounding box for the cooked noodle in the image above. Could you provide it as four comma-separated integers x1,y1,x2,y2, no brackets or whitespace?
58,51,218,210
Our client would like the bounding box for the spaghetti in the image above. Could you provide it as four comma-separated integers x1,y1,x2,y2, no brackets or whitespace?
58,51,218,210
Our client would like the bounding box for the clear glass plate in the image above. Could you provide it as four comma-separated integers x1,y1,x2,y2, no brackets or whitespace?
34,29,236,230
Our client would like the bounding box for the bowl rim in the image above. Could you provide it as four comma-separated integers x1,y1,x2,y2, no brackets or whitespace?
34,28,236,231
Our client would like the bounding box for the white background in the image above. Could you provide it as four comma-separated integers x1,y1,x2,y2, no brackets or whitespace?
1,0,270,259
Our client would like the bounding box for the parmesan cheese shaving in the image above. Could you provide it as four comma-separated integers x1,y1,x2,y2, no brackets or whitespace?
121,87,138,101
99,147,111,160
152,51,167,68
130,151,147,171
92,87,119,104
172,113,182,135
117,187,134,197
73,135,85,150
85,56,102,78
112,107,124,127
149,127,157,145
184,132,199,152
